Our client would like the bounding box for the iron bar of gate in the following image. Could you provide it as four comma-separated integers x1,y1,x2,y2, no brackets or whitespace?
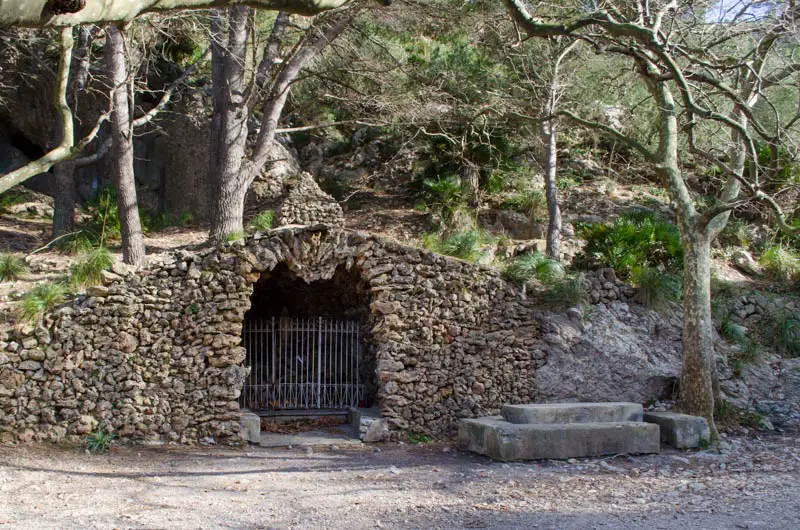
239,317,364,413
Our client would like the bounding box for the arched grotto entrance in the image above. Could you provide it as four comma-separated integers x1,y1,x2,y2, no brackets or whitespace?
240,263,376,416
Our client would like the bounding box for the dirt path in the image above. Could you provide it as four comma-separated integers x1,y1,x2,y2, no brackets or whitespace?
0,434,798,529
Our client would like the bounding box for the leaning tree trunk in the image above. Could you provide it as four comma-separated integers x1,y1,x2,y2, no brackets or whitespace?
540,119,561,260
52,161,76,239
105,24,146,266
678,225,719,441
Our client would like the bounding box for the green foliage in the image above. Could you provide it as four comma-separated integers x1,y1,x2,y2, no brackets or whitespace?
85,427,116,454
57,232,94,255
502,189,546,219
756,141,800,189
69,247,114,288
17,282,67,323
423,229,491,262
0,192,27,212
576,210,683,278
556,176,580,191
415,175,469,226
250,210,275,233
408,432,432,444
759,245,800,282
719,219,750,249
719,313,746,344
542,274,586,306
769,310,800,357
80,186,121,246
225,230,245,243
503,253,564,285
319,174,347,201
629,266,681,312
0,253,27,282
141,210,194,232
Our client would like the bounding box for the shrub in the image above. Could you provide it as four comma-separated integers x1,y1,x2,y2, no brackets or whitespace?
542,274,586,306
423,229,490,262
416,175,468,226
85,427,116,454
576,210,683,278
501,189,546,219
759,245,800,282
503,253,564,285
0,253,27,282
69,247,114,288
769,310,800,357
17,282,67,323
629,266,681,312
250,210,275,232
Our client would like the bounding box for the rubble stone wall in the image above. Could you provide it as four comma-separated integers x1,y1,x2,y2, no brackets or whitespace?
0,227,540,444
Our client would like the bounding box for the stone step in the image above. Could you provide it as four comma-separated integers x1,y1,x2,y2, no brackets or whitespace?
459,417,660,461
502,402,643,425
643,412,710,449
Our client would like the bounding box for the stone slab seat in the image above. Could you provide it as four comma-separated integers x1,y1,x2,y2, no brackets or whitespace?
502,402,644,425
643,412,711,449
459,417,660,461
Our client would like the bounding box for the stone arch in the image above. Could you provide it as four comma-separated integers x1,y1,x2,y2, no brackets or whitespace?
228,227,382,415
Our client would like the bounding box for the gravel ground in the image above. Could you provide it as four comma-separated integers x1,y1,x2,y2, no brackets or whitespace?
0,434,798,530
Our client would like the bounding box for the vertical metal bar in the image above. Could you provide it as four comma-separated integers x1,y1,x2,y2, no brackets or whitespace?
338,320,343,407
325,319,330,408
306,318,310,407
317,317,321,408
346,321,351,405
356,322,361,406
304,318,308,407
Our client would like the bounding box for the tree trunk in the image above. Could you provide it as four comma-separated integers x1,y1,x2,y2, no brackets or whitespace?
678,226,720,441
459,161,480,208
105,24,146,266
540,119,561,260
208,10,349,243
208,7,250,244
209,177,248,242
52,161,76,238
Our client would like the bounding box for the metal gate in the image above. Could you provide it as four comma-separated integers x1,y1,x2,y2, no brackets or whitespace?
239,317,365,413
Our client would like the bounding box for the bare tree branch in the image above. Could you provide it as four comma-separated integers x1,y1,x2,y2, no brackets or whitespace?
0,0,379,27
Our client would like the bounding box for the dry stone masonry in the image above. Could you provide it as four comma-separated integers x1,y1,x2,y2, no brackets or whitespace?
0,226,797,445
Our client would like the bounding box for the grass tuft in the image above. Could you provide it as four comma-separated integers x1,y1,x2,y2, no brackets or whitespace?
85,427,116,454
769,309,800,357
501,189,546,219
17,282,67,323
503,253,564,285
542,274,586,306
250,210,275,233
225,230,246,243
0,253,27,282
423,229,492,262
629,266,681,312
759,245,800,283
69,247,114,288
